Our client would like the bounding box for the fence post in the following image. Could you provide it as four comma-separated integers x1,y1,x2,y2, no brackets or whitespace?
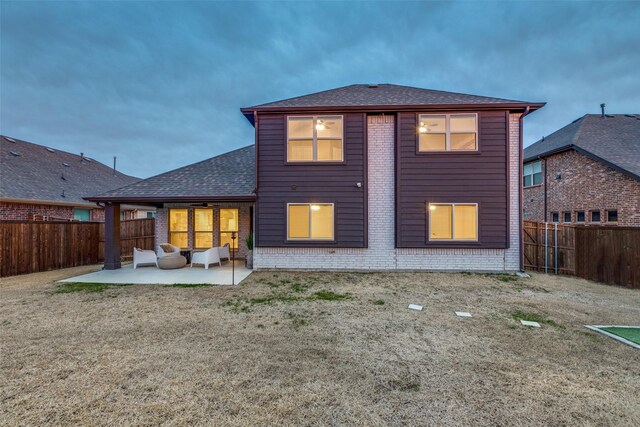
544,222,548,273
554,223,558,274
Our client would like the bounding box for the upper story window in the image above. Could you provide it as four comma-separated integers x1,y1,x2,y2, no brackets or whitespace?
524,161,542,187
287,116,343,162
418,114,477,152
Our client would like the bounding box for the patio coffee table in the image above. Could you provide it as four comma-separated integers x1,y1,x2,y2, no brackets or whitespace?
157,255,187,270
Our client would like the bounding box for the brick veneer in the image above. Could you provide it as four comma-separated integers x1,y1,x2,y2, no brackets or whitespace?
0,202,105,221
254,114,522,271
154,202,252,258
523,150,640,226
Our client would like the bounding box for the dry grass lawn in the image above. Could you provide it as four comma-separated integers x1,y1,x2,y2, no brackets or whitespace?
1,266,639,426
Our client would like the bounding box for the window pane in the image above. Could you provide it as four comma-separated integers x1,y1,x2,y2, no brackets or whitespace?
288,117,313,138
420,115,445,133
170,232,188,248
310,204,333,239
169,209,188,232
552,212,559,223
220,209,238,232
532,161,542,174
563,212,571,222
288,139,313,161
194,209,213,231
317,116,342,139
591,211,600,222
454,205,477,240
419,134,446,151
195,232,213,248
288,205,310,239
533,172,542,186
451,133,476,150
430,205,452,240
73,208,90,221
607,210,618,222
450,115,476,132
523,175,532,187
524,163,533,175
220,232,238,249
317,139,343,161
577,211,585,222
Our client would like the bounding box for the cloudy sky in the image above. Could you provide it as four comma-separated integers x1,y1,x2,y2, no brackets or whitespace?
1,1,639,178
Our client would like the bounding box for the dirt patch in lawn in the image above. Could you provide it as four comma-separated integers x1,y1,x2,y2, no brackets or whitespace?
1,266,639,426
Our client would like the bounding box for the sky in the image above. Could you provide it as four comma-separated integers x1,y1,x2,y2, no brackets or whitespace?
1,1,639,178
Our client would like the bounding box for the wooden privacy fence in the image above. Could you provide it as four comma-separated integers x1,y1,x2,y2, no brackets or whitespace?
524,220,640,288
0,219,155,277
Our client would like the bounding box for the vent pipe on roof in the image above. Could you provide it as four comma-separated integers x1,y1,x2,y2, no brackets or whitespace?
600,103,606,118
80,152,84,161
113,156,117,176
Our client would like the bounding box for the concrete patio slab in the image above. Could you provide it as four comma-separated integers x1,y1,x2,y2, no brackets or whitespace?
59,261,252,285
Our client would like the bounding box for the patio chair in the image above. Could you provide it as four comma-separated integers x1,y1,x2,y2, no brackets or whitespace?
158,243,181,258
191,248,221,269
218,243,231,261
133,248,158,269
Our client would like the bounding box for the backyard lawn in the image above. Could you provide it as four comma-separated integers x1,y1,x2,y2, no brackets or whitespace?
1,266,639,426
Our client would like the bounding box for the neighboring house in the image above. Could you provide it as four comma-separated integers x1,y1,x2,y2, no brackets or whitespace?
88,84,543,271
523,114,640,226
0,135,155,221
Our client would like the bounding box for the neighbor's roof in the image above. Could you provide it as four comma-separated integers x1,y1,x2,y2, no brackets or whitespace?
1,135,140,207
241,83,544,122
524,114,640,180
87,145,255,203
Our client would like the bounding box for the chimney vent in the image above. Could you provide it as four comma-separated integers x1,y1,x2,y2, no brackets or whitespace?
80,152,84,161
113,156,117,176
368,84,379,88
600,103,606,118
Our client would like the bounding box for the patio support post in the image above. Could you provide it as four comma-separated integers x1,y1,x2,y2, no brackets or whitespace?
104,203,121,270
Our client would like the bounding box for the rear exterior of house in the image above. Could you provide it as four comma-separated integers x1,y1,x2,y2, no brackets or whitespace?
523,114,640,227
242,84,543,271
90,84,542,272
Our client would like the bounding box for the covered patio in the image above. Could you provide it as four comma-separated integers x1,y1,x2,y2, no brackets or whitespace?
60,260,252,285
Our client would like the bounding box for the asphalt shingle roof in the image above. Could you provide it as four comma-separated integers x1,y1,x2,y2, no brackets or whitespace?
1,135,140,206
524,114,640,180
245,83,540,109
89,145,255,201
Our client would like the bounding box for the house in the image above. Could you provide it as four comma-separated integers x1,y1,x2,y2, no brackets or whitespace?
523,113,640,226
88,84,544,271
0,135,155,221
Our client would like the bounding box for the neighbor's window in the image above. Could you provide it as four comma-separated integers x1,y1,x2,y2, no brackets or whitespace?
146,211,156,219
606,210,618,222
576,211,585,222
428,203,478,241
523,161,542,187
287,203,334,240
590,210,601,222
194,208,214,249
220,208,239,249
551,212,559,223
73,208,91,221
169,208,188,248
418,114,477,152
287,116,343,162
563,212,572,223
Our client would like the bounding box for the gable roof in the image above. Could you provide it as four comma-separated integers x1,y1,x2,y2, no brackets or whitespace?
1,135,140,207
524,114,640,180
241,83,544,123
87,145,255,203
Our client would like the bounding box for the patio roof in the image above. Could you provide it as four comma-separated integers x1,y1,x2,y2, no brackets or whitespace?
86,145,255,205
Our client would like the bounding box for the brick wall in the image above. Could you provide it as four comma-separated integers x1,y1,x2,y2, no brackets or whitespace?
532,150,640,226
254,114,522,272
523,161,546,221
154,202,252,258
0,201,103,221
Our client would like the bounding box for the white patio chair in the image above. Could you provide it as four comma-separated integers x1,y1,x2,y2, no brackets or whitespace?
191,248,221,269
218,243,230,261
158,243,181,258
133,248,157,269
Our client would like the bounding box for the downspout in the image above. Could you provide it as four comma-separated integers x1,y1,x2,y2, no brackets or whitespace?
542,156,548,221
253,110,259,255
519,107,530,272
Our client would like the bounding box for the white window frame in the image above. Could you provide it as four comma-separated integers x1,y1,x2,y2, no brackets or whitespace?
418,113,478,152
286,203,335,241
523,160,542,188
287,115,344,162
428,203,479,241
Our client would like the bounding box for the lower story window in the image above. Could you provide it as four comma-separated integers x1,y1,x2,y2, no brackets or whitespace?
551,212,559,223
428,203,477,241
169,208,189,248
590,210,600,222
73,208,91,221
288,203,334,240
194,208,214,249
220,208,239,249
576,211,585,222
563,212,572,223
606,209,618,222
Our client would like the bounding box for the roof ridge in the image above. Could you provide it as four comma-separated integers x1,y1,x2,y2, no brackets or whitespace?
247,84,360,109
379,83,529,104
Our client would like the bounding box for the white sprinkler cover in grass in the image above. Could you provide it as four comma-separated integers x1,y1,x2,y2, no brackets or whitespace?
521,320,541,328
408,304,423,311
455,311,472,317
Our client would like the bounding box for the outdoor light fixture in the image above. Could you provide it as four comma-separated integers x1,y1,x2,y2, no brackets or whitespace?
310,204,321,211
315,120,325,131
418,121,427,134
